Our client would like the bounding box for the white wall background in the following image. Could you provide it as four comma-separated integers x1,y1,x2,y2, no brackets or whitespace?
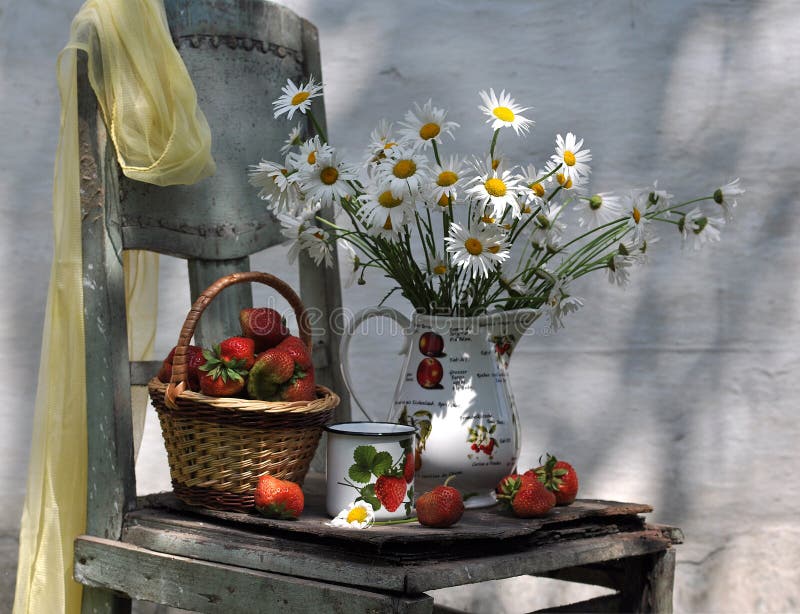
2,0,799,612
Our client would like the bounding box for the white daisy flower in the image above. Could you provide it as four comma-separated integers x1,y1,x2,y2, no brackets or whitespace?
358,182,416,232
367,212,405,241
296,150,357,208
606,253,639,287
529,203,567,250
375,146,430,198
445,222,510,279
287,135,334,171
427,155,466,208
679,207,725,251
429,257,448,278
639,181,673,210
398,99,459,150
714,178,744,221
622,191,652,247
327,501,375,529
365,119,399,165
277,203,332,268
248,158,304,214
272,76,323,120
280,124,305,156
544,159,589,194
550,133,591,182
478,89,534,135
575,192,624,228
517,164,548,213
543,278,584,330
466,158,527,219
340,241,362,288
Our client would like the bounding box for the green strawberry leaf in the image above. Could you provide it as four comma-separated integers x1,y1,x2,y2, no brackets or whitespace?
360,483,381,510
371,451,393,477
353,445,377,469
348,463,372,484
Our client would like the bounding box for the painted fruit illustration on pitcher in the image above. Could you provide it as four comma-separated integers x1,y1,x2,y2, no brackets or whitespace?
416,357,444,389
419,332,445,357
398,406,433,471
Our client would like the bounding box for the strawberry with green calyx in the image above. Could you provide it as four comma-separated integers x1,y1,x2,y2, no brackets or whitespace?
495,473,521,496
416,475,464,528
219,336,256,370
240,307,289,352
198,345,248,397
254,474,304,519
533,453,579,506
510,479,556,518
280,372,316,402
403,452,414,484
247,348,296,401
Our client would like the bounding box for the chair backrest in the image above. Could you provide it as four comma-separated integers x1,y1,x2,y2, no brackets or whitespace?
77,0,347,541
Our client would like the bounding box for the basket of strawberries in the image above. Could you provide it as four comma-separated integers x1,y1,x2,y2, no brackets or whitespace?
147,271,339,512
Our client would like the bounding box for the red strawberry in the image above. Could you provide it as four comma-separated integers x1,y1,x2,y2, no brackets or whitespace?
374,475,407,512
254,474,304,519
511,479,556,518
276,335,313,370
219,336,256,370
534,454,579,506
198,345,247,397
157,345,204,388
403,452,414,483
240,307,289,352
496,473,521,495
280,374,316,402
416,476,464,528
247,348,296,401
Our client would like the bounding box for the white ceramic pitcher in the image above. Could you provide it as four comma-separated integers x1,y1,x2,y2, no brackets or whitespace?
340,308,537,508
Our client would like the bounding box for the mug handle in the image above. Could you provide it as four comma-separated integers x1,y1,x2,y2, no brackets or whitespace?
339,306,411,421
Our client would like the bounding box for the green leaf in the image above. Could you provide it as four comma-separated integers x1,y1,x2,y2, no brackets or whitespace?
360,483,381,510
353,445,377,469
348,463,372,484
371,451,393,477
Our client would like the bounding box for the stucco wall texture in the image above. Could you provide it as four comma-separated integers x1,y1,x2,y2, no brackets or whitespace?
1,1,798,612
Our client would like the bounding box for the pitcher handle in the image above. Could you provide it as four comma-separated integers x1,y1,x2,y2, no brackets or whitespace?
340,306,411,421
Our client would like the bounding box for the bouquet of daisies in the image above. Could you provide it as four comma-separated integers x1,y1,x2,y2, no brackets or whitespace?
249,76,744,324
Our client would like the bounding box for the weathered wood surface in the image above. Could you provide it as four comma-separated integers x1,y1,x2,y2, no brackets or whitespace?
74,536,434,614
78,51,137,542
532,593,622,613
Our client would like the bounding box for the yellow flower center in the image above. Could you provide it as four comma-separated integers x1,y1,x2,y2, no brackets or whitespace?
437,170,458,187
481,215,495,224
464,237,484,255
382,216,394,230
437,194,450,207
492,158,501,171
346,507,368,524
433,263,447,275
488,245,502,254
384,141,397,150
378,191,403,208
313,231,324,240
393,159,417,179
419,123,441,140
632,206,642,224
307,151,317,165
291,91,310,106
493,106,515,122
530,182,545,197
556,173,573,189
563,150,576,166
485,177,507,198
522,205,532,214
320,167,339,185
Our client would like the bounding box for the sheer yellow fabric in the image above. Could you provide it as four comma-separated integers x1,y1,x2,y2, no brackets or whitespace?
14,0,214,612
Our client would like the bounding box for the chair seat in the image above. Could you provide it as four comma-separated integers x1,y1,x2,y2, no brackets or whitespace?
74,474,682,613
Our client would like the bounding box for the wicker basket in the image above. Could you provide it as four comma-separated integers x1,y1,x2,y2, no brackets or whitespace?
148,271,339,512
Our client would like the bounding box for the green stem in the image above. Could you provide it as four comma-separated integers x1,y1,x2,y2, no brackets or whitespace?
307,110,328,144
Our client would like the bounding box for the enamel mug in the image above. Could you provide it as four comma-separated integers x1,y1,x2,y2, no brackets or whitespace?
324,422,416,521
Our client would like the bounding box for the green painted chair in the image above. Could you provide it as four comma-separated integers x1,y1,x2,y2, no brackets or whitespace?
73,1,350,610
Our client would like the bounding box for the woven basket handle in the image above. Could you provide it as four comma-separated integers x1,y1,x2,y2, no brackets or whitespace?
165,271,311,408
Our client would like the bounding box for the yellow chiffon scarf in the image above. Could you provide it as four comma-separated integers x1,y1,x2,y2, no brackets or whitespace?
14,1,214,612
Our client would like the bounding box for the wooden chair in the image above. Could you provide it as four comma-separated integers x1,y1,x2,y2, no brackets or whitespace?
72,1,681,611
72,1,349,611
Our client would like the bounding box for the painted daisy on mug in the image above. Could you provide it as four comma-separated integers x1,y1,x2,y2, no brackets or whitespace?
250,77,745,321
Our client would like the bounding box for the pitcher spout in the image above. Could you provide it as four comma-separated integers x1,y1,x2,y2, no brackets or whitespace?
481,308,538,359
